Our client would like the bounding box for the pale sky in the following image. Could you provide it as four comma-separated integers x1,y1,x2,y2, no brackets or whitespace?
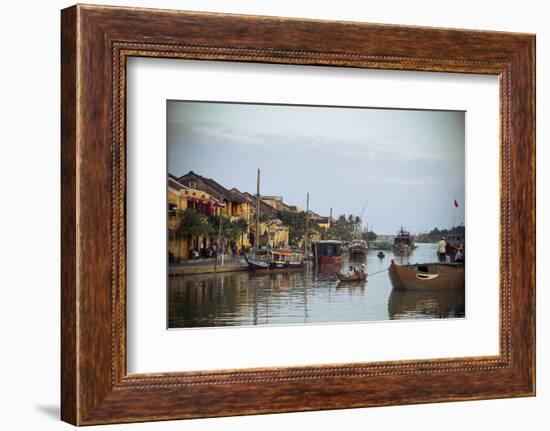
167,101,465,234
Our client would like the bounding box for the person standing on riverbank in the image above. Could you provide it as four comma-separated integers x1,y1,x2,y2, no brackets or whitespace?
438,237,447,262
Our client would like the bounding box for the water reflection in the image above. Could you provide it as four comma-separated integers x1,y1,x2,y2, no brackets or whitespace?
168,243,465,328
388,289,465,319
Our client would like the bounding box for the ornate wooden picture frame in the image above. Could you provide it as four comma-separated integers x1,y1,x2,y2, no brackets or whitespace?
61,4,535,425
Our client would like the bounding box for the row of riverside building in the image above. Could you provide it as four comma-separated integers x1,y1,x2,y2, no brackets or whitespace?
168,171,333,262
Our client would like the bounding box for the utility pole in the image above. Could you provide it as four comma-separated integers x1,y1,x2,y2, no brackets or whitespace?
305,192,310,257
254,168,260,257
214,215,223,272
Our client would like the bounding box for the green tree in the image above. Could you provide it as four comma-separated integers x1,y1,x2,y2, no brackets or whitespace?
326,214,361,242
276,210,306,246
174,209,213,260
207,215,249,247
415,225,465,243
361,230,377,241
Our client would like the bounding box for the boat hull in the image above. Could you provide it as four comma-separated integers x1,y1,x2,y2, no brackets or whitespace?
245,257,305,273
389,261,464,291
349,250,366,260
318,255,342,265
336,272,366,282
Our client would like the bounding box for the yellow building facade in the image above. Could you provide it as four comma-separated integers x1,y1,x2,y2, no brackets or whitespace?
168,179,253,261
258,219,290,249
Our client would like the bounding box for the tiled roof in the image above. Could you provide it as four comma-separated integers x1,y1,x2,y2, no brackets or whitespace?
178,171,236,202
168,177,188,191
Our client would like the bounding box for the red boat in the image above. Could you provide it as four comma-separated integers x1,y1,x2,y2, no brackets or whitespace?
311,240,343,265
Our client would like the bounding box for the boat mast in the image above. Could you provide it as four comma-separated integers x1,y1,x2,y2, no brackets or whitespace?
304,192,310,257
254,168,260,257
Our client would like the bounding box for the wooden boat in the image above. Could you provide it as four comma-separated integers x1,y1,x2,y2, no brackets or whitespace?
348,239,367,259
389,260,464,291
336,271,366,282
245,250,305,272
311,240,343,265
377,251,385,258
393,227,415,256
244,256,269,271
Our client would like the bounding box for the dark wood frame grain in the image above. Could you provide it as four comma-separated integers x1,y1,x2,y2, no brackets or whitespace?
61,4,535,426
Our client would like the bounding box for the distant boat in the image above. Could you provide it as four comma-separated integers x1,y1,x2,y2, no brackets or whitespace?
377,251,385,258
335,271,366,282
348,239,367,259
245,250,305,272
389,260,464,291
311,240,343,265
393,227,415,256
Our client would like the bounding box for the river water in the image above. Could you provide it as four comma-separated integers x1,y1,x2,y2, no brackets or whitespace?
168,242,465,328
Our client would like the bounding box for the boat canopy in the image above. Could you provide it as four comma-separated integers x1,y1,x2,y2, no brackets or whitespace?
313,240,343,244
271,251,294,256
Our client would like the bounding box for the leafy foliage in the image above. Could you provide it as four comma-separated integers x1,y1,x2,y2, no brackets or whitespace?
415,225,465,243
174,209,213,241
361,230,378,241
207,215,248,243
276,210,306,246
325,214,362,241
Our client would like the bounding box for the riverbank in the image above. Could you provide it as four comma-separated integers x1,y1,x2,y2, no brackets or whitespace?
169,257,248,276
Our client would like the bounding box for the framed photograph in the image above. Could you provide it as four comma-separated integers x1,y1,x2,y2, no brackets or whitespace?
61,4,535,425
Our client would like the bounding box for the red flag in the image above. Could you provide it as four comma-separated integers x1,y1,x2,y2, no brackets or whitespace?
453,199,459,208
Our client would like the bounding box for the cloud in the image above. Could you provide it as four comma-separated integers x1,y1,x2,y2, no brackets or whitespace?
170,116,462,168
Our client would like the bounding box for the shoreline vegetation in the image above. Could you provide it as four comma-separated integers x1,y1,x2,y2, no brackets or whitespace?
414,225,465,243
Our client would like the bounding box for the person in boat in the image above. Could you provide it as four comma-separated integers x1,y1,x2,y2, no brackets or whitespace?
438,237,447,262
349,265,356,275
360,264,366,278
454,244,465,263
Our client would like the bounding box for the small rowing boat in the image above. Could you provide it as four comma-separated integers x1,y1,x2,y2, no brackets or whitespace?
335,271,366,282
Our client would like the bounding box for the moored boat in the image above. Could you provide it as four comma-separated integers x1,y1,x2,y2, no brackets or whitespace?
389,260,464,291
311,240,343,265
348,239,367,259
393,227,415,256
245,250,305,272
244,256,269,271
